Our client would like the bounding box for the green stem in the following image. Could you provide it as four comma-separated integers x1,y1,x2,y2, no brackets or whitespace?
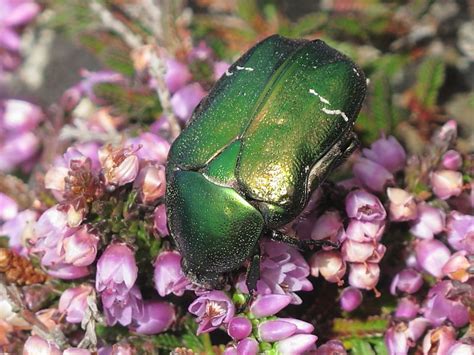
201,332,214,354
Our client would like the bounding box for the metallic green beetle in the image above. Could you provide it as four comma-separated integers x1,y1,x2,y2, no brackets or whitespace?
166,35,367,290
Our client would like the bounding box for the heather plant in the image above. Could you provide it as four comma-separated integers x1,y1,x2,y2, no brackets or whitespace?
0,1,472,354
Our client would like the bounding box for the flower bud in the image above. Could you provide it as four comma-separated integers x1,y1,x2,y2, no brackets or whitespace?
59,284,94,323
153,251,189,297
353,157,394,192
390,268,423,295
446,211,474,253
345,190,386,221
345,220,385,243
99,145,139,186
23,335,61,355
341,240,380,263
430,170,463,200
250,294,292,318
236,338,259,355
132,301,175,335
442,251,471,282
96,244,138,292
63,226,99,267
415,239,451,278
258,320,297,342
227,316,252,340
276,334,318,355
394,297,419,320
348,263,380,290
310,211,344,244
153,204,169,236
309,251,346,283
441,150,462,170
447,342,473,355
422,326,456,355
340,287,363,312
363,135,406,173
134,165,166,203
387,188,417,222
409,204,445,239
278,318,314,334
315,340,346,354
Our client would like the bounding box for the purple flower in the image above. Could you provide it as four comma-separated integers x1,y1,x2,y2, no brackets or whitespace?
165,58,192,93
345,190,386,221
236,338,259,355
385,318,430,355
362,135,406,173
59,284,94,323
101,284,143,326
394,297,420,320
276,334,318,355
131,300,175,334
387,188,418,222
133,164,166,204
352,157,394,192
126,132,170,165
441,150,462,170
250,294,292,318
0,209,37,254
213,61,230,80
258,319,297,342
442,251,470,282
63,349,92,355
409,203,445,239
345,220,385,243
96,244,138,292
23,335,61,355
255,241,312,304
430,170,463,200
341,239,386,263
446,211,474,253
390,268,423,295
348,263,380,290
62,226,99,267
446,342,473,355
0,192,18,221
188,291,235,334
153,250,189,297
227,316,252,340
153,204,169,236
415,239,451,278
310,210,344,244
170,83,206,122
315,340,347,354
99,145,140,187
46,264,89,280
340,287,363,312
422,281,469,328
278,318,314,334
309,250,346,284
422,326,456,355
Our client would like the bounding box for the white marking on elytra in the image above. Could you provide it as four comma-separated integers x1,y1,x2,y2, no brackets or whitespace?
366,78,370,85
236,66,254,71
309,89,331,105
225,70,233,76
352,68,360,76
322,107,349,122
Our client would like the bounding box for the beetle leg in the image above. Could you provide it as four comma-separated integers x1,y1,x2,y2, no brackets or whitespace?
246,245,261,295
269,230,339,251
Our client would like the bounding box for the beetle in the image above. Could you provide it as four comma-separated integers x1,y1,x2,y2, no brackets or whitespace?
165,35,367,292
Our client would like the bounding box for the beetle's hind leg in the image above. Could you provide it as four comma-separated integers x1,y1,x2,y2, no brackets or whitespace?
269,230,339,251
245,245,261,295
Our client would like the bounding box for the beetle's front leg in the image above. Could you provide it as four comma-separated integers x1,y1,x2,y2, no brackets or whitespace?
269,230,339,251
245,245,261,295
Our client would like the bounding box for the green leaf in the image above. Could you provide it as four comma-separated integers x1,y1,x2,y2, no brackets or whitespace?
350,339,376,355
152,333,182,350
370,338,388,355
414,56,445,109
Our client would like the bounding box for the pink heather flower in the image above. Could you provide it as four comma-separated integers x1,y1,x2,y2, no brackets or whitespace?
255,241,312,304
23,335,61,355
422,281,469,328
395,297,420,320
441,150,462,170
131,301,175,335
134,165,166,204
153,204,169,236
430,170,463,200
385,319,430,355
101,285,143,326
1,99,42,131
227,316,252,340
345,220,385,243
188,41,214,62
213,61,230,80
59,284,94,323
63,349,92,355
340,287,363,312
258,319,297,342
442,251,471,282
153,250,189,297
422,326,456,355
170,83,206,122
96,244,138,292
188,291,235,334
310,210,344,244
446,211,474,253
126,132,170,165
309,250,346,284
387,188,418,222
0,192,18,221
278,318,314,334
348,263,380,290
315,340,347,354
409,203,445,239
352,157,394,192
362,135,406,173
276,334,318,355
0,209,37,253
341,240,385,263
390,268,423,295
165,59,192,93
447,343,473,355
415,239,451,278
99,145,139,187
435,120,457,142
345,190,386,221
250,294,292,318
236,338,259,355
62,226,99,267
